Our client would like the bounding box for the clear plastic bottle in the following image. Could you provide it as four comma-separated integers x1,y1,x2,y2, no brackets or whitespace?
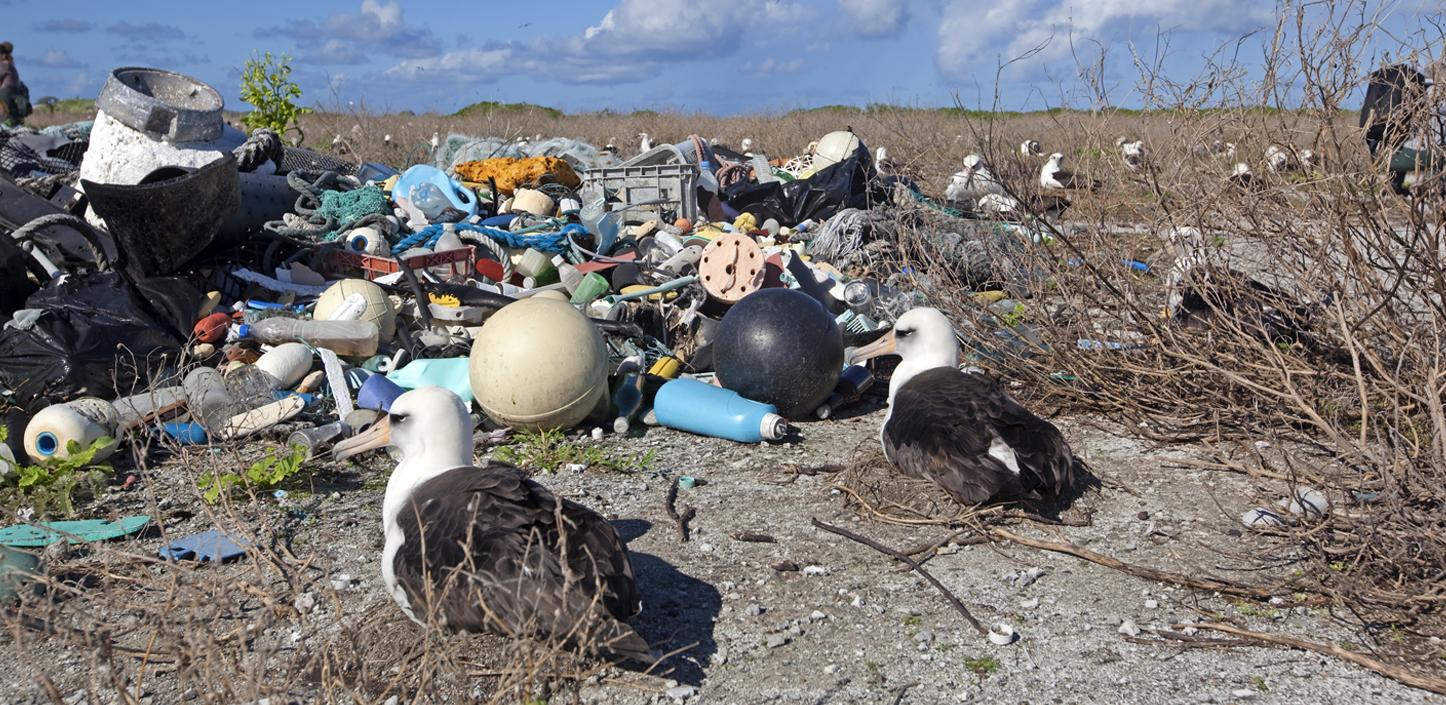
239,318,380,357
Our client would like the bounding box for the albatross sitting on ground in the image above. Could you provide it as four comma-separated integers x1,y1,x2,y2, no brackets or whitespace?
331,387,651,664
850,308,1081,506
1040,153,1099,191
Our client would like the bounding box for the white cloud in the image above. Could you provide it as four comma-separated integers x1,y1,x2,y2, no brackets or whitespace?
745,57,807,75
35,50,84,69
387,0,813,85
387,46,514,82
267,0,440,63
838,0,910,38
936,0,1275,78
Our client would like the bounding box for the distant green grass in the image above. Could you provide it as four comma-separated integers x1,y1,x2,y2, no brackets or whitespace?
452,100,563,119
35,98,94,114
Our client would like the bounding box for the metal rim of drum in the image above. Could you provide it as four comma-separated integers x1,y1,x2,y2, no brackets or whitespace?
95,67,224,143
699,232,764,303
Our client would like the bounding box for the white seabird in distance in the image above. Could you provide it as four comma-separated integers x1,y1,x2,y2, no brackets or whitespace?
850,308,1083,505
946,154,1008,203
1020,139,1043,157
331,387,652,665
1040,153,1098,191
1116,137,1145,170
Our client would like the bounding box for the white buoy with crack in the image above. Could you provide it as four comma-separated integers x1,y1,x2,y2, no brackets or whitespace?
254,343,315,390
23,398,121,463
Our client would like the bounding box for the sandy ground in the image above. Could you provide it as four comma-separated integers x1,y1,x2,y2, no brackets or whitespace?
0,389,1437,705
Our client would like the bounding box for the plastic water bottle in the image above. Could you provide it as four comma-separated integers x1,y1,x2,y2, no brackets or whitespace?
239,318,380,357
183,367,241,431
611,356,645,434
653,378,788,443
815,365,874,419
697,160,720,194
288,420,353,461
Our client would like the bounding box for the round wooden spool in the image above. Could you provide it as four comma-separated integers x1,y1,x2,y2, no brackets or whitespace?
699,233,765,303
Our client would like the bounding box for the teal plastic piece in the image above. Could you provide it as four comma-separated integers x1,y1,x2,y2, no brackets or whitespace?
0,515,151,547
386,357,473,404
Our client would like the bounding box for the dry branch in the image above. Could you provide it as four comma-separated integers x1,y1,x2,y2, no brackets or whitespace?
1188,622,1446,695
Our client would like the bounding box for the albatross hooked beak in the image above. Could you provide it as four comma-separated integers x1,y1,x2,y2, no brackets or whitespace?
331,416,392,461
849,328,896,365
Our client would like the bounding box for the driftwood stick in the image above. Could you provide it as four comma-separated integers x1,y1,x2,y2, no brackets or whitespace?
812,518,986,634
988,527,1291,600
663,482,695,543
1188,622,1446,695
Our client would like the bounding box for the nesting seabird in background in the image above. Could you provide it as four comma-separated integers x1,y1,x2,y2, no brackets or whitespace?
851,308,1081,506
1264,144,1296,173
332,387,651,664
1040,153,1098,191
638,132,653,152
1116,137,1145,170
1020,139,1043,157
1229,162,1259,190
1162,227,1338,357
946,154,1008,203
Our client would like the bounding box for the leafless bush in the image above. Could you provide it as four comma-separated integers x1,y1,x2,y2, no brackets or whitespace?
872,2,1446,668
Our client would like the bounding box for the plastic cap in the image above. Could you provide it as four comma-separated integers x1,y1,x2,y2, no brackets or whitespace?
237,323,250,338
759,413,788,441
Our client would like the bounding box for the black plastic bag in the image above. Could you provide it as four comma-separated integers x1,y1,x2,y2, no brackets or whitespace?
1360,64,1426,156
722,143,886,225
0,235,36,318
0,272,198,412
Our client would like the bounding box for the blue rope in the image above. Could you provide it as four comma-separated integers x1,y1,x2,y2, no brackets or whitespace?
392,221,581,256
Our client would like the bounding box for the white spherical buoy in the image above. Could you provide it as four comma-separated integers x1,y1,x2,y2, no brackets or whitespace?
314,279,396,341
813,131,862,169
469,296,607,431
510,188,555,217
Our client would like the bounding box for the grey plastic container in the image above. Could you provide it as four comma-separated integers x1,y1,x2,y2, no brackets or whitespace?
96,67,224,143
582,145,699,222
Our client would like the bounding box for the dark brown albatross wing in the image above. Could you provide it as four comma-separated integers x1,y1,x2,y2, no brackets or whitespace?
883,368,1077,505
392,462,650,664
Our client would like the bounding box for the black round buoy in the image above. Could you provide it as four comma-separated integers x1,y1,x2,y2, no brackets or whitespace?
713,288,844,418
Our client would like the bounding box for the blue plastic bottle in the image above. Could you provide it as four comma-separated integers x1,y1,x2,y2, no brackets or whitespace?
654,378,788,443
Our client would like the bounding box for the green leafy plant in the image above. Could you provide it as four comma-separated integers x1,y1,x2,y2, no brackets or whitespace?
198,444,309,503
963,655,1000,678
493,428,655,474
239,52,310,142
0,426,114,518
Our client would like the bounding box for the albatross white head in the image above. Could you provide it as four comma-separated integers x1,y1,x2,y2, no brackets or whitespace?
332,386,475,524
849,308,961,404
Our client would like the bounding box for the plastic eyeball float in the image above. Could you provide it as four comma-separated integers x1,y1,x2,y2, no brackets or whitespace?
712,288,844,419
314,279,397,340
468,293,608,431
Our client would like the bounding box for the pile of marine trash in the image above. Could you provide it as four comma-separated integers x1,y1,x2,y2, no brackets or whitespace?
0,67,1051,490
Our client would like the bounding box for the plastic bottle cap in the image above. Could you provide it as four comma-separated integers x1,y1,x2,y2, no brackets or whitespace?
237,323,251,338
759,413,788,441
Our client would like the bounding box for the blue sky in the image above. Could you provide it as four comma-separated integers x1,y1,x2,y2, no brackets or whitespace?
4,0,1441,115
